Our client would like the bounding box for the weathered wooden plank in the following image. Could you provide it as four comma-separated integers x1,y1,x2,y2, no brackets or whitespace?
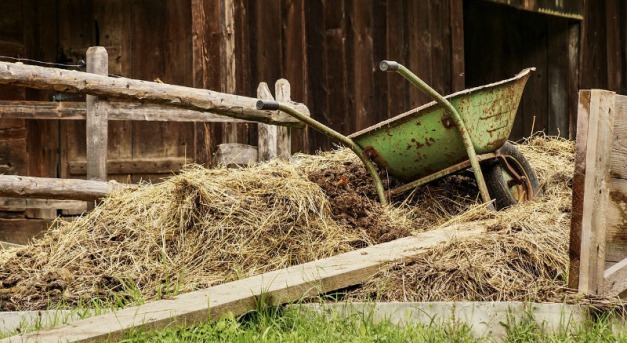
0,101,252,123
256,82,277,161
0,198,86,211
610,94,627,179
85,47,108,185
282,0,309,153
568,22,580,139
385,0,407,117
3,224,487,342
0,219,50,245
221,0,242,143
603,257,627,297
572,90,616,294
275,79,292,160
547,18,570,136
0,175,133,201
606,0,621,92
450,0,465,93
68,157,187,175
0,61,307,127
606,177,627,265
407,0,432,107
349,0,374,131
191,0,220,167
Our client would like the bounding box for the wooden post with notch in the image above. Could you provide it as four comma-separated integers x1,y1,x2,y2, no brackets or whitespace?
86,47,108,209
275,79,292,160
257,82,277,161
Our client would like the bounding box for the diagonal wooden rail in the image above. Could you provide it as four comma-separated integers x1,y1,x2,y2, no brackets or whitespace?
1,224,487,343
0,61,307,127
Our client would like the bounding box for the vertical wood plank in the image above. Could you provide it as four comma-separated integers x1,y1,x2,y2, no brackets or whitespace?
282,0,309,153
192,0,220,167
407,0,432,108
322,0,348,143
131,0,194,182
568,23,580,139
606,0,621,92
256,82,277,161
348,0,374,131
304,0,329,152
93,0,133,182
86,46,108,183
449,0,464,92
571,90,616,294
275,79,291,159
385,0,407,117
221,0,242,143
547,18,569,136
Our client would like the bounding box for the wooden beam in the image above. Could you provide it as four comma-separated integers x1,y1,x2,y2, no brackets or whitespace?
603,257,627,297
0,197,86,211
569,90,616,294
0,100,252,123
4,224,487,342
0,175,133,201
0,61,307,127
68,157,187,175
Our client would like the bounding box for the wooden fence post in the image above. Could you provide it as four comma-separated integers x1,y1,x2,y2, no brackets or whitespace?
275,79,291,160
86,47,109,209
257,82,277,161
569,89,616,294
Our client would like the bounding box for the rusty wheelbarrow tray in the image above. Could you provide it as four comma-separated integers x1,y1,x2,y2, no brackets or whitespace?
257,61,537,210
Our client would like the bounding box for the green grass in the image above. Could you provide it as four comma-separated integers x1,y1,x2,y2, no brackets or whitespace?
118,305,627,343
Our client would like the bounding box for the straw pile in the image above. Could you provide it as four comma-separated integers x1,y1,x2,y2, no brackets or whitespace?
0,136,584,311
0,152,416,311
348,136,577,303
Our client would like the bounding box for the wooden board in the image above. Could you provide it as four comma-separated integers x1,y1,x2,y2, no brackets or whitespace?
3,224,487,342
0,219,50,245
68,158,187,176
569,90,627,297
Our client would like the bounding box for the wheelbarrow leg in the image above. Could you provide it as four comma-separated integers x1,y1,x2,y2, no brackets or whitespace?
256,100,389,206
380,61,494,209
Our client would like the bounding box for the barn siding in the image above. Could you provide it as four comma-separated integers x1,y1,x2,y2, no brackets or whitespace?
0,0,624,178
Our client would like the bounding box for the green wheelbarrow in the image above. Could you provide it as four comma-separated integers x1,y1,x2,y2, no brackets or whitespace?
257,61,538,210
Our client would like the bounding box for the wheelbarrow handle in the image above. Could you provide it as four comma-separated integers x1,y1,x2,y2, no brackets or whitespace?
256,100,281,111
379,60,400,71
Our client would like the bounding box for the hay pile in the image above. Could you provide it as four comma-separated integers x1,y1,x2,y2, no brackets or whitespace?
0,136,582,311
0,153,416,311
348,136,576,303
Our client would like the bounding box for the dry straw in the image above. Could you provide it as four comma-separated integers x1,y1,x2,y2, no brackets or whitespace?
0,136,606,311
349,136,579,303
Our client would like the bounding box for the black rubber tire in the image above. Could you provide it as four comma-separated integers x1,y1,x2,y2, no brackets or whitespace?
482,142,540,210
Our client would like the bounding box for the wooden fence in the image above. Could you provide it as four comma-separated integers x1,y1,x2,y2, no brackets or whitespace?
569,89,627,297
0,47,309,222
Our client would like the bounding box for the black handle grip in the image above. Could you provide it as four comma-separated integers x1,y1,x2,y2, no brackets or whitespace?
379,60,399,72
256,100,280,110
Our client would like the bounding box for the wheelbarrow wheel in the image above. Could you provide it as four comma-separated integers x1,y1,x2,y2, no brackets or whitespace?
482,142,540,210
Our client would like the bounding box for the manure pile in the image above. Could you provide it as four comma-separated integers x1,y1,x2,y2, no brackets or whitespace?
0,137,578,310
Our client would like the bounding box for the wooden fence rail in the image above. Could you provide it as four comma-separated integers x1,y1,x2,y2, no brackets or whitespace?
0,46,310,226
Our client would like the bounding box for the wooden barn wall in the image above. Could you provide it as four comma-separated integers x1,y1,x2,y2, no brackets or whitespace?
579,0,627,95
232,0,465,153
464,0,577,139
2,0,624,182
